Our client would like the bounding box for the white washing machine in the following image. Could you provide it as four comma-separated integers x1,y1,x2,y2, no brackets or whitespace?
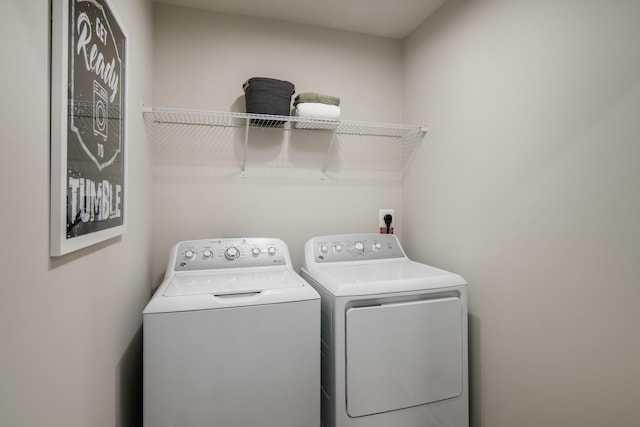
143,237,320,427
300,234,468,427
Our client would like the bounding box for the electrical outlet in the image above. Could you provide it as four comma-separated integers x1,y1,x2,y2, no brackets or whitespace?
379,209,394,234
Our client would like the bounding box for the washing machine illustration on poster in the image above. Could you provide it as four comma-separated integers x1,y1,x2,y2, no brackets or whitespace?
93,80,109,141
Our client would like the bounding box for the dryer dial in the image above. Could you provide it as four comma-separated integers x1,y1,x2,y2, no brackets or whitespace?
353,241,365,253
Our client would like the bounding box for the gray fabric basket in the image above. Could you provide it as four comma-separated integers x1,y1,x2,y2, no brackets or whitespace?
243,77,295,127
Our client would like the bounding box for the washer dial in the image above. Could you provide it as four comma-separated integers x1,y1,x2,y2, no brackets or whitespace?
224,246,240,260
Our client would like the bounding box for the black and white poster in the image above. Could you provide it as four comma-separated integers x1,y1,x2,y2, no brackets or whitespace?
51,0,127,256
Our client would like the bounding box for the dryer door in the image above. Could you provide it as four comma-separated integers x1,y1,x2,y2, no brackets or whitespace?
345,297,463,417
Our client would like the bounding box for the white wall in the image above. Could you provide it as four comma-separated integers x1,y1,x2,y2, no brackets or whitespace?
151,4,405,280
0,1,154,426
403,1,640,426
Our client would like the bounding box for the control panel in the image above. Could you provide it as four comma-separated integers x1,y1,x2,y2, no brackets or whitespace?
172,238,288,272
311,234,406,263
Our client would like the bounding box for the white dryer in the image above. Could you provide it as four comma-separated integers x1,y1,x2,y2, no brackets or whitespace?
300,234,468,427
143,238,320,427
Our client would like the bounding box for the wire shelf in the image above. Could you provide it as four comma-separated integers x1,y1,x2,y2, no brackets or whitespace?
142,106,428,181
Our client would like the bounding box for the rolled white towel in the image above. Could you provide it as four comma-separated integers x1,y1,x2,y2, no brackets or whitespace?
294,102,341,129
295,102,341,119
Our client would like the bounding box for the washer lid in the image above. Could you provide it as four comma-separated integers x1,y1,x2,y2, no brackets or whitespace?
302,259,466,296
144,266,319,314
164,267,304,297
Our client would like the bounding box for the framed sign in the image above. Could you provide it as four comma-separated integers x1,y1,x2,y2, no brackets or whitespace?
51,0,127,256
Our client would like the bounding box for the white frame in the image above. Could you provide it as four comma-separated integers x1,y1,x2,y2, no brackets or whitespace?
51,0,128,256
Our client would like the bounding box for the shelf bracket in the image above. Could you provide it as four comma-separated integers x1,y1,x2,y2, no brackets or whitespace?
320,130,339,179
241,118,249,177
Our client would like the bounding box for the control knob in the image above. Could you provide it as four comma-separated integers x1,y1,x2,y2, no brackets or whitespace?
224,246,240,261
184,250,196,260
268,247,277,256
251,247,261,257
202,249,213,259
353,241,365,253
